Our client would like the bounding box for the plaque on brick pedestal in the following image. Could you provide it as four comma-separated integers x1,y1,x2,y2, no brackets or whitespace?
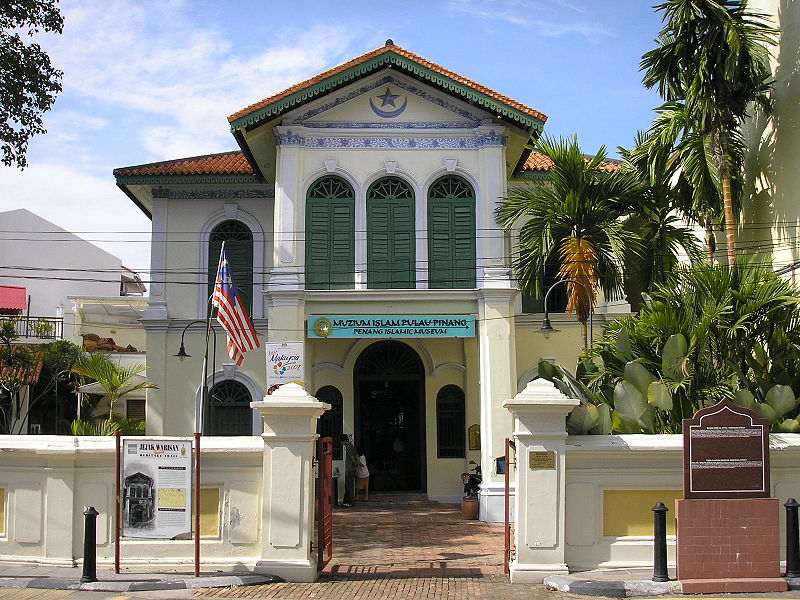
676,398,786,594
683,398,769,499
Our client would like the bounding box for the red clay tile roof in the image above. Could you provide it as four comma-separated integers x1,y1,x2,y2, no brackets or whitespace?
113,151,254,178
522,152,622,173
0,286,27,311
228,43,548,125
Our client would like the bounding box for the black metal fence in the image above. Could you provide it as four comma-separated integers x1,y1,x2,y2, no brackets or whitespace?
2,316,63,340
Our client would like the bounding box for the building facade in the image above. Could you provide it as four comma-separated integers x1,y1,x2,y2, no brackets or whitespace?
115,43,622,518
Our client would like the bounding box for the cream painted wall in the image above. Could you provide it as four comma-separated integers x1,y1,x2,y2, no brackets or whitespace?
157,192,274,320
742,0,800,277
308,335,478,501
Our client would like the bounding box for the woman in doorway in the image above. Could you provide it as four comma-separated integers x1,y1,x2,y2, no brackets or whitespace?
355,447,369,501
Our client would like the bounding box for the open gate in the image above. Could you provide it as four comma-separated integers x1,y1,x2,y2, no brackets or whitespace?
503,437,516,574
315,437,333,569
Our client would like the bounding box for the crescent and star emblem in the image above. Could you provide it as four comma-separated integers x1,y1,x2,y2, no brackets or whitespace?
369,87,408,118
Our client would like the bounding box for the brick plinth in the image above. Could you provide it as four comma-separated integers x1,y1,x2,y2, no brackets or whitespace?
676,498,786,592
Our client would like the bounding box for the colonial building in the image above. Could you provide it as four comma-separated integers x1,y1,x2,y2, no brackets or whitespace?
115,42,623,519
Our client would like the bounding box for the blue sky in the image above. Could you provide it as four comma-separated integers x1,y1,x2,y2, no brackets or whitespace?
1,0,664,272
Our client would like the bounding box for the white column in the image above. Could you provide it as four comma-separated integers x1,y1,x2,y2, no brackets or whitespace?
503,379,578,583
143,198,168,320
477,287,516,522
272,130,302,289
251,383,330,582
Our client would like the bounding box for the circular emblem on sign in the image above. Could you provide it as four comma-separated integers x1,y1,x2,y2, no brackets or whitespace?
313,317,334,337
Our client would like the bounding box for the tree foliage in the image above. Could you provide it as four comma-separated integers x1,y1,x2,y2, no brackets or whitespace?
0,0,63,168
541,260,800,434
639,0,778,264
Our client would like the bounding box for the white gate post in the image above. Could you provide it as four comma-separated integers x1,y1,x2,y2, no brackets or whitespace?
503,379,578,583
251,383,330,582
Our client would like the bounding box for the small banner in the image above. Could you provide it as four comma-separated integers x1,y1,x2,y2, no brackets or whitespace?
121,439,192,539
266,342,304,392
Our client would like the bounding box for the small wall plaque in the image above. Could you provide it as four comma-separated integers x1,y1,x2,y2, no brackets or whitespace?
529,450,555,470
468,424,480,450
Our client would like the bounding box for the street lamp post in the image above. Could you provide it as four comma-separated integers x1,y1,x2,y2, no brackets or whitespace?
539,279,594,349
174,320,217,434
174,318,216,578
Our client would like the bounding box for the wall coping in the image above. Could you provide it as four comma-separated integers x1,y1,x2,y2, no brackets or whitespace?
0,435,264,454
566,433,800,452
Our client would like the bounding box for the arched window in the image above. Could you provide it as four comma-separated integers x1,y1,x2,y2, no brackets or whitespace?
207,379,253,436
306,176,355,290
316,386,344,460
367,177,415,289
428,176,476,289
208,221,253,314
436,385,465,458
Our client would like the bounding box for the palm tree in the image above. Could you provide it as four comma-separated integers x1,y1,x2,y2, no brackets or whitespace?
640,0,778,265
72,353,156,422
619,133,705,302
497,135,639,345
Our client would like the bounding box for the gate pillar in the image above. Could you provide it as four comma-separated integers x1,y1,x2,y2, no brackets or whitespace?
251,383,330,582
503,379,577,583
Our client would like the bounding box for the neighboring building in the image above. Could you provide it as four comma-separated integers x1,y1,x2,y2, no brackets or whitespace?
0,209,146,344
115,43,625,517
742,0,799,276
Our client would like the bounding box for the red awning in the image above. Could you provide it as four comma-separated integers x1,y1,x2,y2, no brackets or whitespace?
0,286,27,311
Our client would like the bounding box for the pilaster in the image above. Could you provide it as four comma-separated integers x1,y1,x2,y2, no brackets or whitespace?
251,383,330,582
477,287,516,522
503,379,578,583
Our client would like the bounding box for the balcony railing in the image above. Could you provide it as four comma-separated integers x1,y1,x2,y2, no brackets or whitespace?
1,316,63,340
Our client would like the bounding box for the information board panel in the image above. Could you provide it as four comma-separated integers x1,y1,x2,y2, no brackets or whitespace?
683,398,769,499
122,439,192,539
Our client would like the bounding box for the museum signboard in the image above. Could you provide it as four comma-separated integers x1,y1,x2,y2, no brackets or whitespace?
121,439,193,539
683,398,769,499
307,315,476,338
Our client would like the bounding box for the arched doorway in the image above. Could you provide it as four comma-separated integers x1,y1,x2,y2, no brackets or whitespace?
354,341,425,492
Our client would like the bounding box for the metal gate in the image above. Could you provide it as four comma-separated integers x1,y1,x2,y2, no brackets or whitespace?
503,437,516,574
315,437,333,569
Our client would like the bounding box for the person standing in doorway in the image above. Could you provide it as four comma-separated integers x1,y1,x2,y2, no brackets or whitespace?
340,434,357,507
355,447,369,502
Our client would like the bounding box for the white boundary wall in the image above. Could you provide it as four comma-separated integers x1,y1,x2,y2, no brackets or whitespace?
506,379,800,583
0,435,263,568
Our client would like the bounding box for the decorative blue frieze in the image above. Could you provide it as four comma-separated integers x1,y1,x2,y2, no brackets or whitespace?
151,187,274,199
302,121,476,129
276,132,507,149
294,75,484,125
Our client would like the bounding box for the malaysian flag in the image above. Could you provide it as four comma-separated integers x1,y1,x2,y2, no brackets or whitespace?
212,244,260,365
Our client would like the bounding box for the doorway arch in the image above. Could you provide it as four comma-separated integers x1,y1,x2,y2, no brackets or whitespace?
354,340,426,492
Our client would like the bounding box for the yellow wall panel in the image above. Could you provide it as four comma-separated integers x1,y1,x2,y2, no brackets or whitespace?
603,489,681,537
0,488,4,535
198,488,220,537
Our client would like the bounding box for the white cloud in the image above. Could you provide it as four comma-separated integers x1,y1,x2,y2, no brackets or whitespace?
0,164,151,272
446,0,611,37
40,1,363,160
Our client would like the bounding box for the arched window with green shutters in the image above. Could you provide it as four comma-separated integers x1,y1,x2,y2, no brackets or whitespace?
427,176,476,289
207,379,253,435
305,176,355,290
208,221,253,314
367,177,415,289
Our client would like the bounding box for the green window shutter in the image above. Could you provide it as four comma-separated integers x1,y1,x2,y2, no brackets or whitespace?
208,221,254,314
367,177,415,289
306,177,355,290
428,176,476,289
208,380,252,436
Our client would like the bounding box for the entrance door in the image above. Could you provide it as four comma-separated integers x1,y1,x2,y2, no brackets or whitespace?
354,341,425,492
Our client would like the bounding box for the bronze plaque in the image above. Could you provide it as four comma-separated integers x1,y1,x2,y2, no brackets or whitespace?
529,450,555,470
683,398,769,499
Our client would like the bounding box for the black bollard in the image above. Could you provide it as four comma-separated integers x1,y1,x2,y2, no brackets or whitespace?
652,502,669,582
786,498,800,578
81,506,99,583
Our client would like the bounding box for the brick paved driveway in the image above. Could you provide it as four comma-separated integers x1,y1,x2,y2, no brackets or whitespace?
195,500,570,600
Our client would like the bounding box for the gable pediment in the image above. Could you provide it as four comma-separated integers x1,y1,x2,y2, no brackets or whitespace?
293,74,485,129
